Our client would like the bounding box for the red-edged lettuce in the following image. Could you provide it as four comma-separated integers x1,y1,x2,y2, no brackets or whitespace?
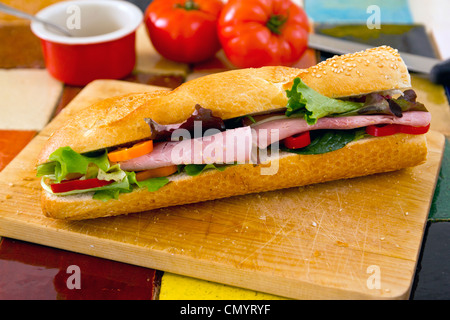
285,78,427,124
145,104,225,141
337,90,427,117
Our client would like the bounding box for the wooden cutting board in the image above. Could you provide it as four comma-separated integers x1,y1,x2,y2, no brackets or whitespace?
0,80,445,300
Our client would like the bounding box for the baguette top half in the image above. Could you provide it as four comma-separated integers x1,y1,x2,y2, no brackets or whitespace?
37,46,410,165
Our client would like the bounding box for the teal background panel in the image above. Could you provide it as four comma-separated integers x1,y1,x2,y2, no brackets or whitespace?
304,0,414,24
429,138,450,221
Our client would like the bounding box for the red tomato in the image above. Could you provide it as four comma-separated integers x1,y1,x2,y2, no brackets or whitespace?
144,0,224,63
365,124,399,137
218,0,310,68
366,124,430,137
50,178,113,193
284,131,311,149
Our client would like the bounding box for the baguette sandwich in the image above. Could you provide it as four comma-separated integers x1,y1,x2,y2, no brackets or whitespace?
36,46,431,220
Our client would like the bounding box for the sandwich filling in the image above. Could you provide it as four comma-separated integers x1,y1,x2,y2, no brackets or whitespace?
37,78,431,201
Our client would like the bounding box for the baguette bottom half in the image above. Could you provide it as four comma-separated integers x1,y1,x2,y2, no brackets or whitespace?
41,133,428,220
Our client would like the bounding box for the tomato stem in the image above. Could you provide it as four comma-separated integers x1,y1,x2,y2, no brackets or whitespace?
175,0,199,11
266,14,288,35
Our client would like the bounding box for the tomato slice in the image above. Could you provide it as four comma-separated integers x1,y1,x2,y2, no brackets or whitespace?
51,178,113,193
284,131,311,149
366,124,430,137
399,123,430,135
135,165,178,181
108,140,153,163
365,124,399,137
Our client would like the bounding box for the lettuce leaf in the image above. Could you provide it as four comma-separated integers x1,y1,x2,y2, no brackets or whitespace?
37,146,171,201
37,146,110,183
336,90,428,117
285,78,363,124
97,164,126,181
136,177,170,192
92,173,169,202
93,189,121,201
182,164,228,176
127,171,170,192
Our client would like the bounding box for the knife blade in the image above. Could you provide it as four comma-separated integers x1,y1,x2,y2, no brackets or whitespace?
308,33,440,75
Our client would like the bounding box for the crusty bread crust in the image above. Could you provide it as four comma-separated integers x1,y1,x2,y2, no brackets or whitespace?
42,134,428,220
37,46,410,165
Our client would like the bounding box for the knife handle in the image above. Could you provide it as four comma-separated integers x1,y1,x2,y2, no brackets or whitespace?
430,58,450,85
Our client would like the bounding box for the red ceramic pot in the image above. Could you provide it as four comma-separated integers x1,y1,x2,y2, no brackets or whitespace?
31,0,143,86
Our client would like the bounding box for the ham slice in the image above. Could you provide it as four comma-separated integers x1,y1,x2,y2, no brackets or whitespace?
120,126,253,171
120,111,431,171
253,111,431,148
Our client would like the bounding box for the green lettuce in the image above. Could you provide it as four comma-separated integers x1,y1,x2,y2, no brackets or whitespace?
91,172,170,202
128,171,170,192
181,164,229,176
36,146,110,183
285,78,363,124
37,146,170,201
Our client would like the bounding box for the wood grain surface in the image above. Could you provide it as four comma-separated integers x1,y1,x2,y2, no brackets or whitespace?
0,80,444,300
